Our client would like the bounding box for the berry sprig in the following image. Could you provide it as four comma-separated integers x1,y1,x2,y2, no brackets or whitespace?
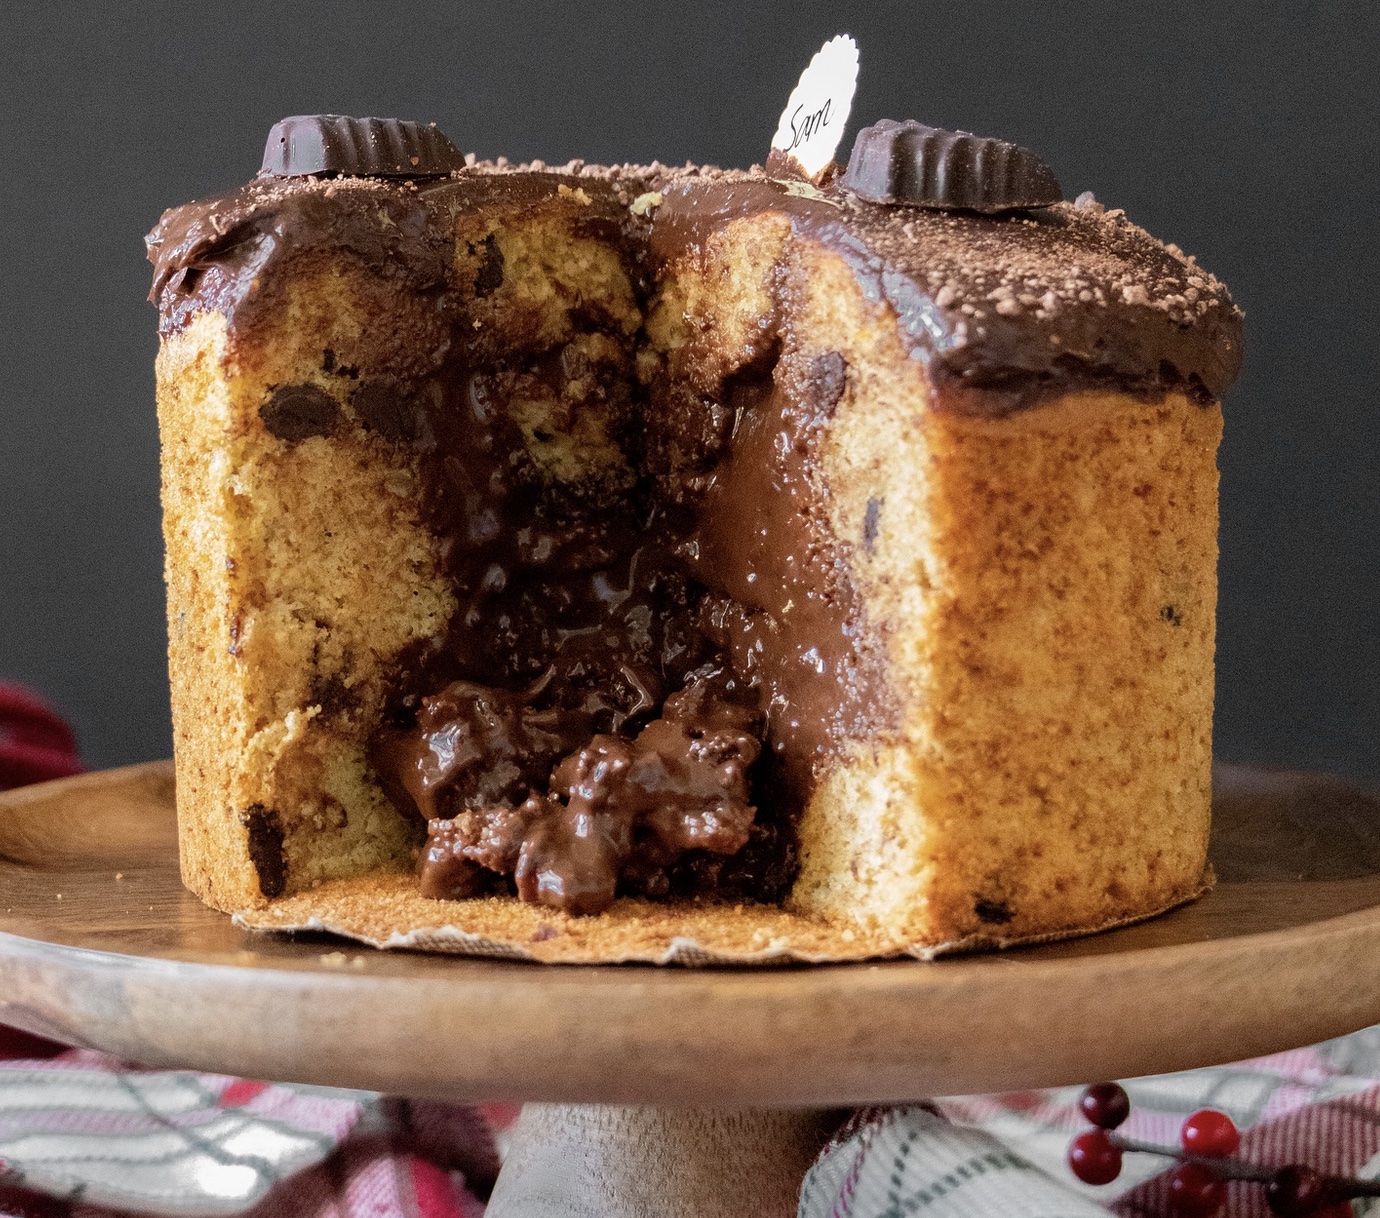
1067,1082,1378,1216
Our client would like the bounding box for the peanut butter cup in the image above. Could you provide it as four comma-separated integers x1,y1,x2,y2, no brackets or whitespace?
843,118,1063,212
261,114,466,178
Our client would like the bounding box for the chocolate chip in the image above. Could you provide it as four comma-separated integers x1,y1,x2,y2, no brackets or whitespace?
351,379,420,443
472,232,505,297
844,119,1062,213
863,497,882,553
241,804,287,898
974,897,1013,924
309,673,354,717
261,115,466,178
1161,604,1183,627
260,384,340,442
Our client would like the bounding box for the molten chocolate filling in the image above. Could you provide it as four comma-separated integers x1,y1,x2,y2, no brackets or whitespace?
366,327,880,915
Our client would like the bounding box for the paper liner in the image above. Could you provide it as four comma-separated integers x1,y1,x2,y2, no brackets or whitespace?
233,870,1213,966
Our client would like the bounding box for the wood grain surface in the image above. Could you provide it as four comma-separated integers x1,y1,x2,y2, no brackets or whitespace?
486,1106,838,1217
1,760,1379,1105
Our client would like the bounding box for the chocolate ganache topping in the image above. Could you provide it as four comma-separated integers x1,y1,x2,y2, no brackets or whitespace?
147,151,1242,402
646,170,1242,408
147,124,1242,915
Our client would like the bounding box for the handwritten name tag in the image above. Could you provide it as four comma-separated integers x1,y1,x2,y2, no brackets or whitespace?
771,34,859,179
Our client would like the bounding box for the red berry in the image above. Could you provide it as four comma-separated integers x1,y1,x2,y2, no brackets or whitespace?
1080,1082,1131,1129
1267,1165,1325,1216
0,1024,65,1060
1069,1128,1123,1185
1180,1109,1240,1158
1168,1162,1226,1217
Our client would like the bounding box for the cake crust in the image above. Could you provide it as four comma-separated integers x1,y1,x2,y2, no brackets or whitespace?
235,868,1209,964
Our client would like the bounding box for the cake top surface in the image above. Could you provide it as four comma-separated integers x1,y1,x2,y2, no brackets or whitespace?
147,151,1243,402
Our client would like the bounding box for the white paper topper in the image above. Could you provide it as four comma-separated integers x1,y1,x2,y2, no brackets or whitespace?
770,34,859,178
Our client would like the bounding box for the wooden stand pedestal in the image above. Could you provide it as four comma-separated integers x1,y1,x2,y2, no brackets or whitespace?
488,1105,836,1217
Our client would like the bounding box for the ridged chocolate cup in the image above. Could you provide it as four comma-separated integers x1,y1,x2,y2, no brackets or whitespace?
844,119,1062,213
262,115,465,178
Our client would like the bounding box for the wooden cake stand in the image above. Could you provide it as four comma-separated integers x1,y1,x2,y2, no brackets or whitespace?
2,761,1380,1216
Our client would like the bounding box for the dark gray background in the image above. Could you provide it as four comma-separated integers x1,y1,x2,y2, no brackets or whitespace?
1,1,1375,781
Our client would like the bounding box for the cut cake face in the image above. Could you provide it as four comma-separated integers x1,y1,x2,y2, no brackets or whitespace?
147,124,1240,963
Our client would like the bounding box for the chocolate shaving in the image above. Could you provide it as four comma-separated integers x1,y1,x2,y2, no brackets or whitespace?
862,497,882,553
807,350,848,413
844,119,1062,213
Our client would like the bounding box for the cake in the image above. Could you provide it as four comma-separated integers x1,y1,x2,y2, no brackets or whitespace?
145,114,1241,962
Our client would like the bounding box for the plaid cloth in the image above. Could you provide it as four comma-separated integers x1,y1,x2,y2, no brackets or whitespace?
0,1029,498,1218
4,1026,1380,1216
0,686,503,1215
800,1028,1380,1217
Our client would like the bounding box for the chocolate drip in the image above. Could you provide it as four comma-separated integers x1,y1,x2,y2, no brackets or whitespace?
365,319,882,913
678,357,878,801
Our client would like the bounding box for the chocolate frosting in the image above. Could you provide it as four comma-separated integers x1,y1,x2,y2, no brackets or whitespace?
145,175,451,337
148,161,1242,405
646,173,1242,406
